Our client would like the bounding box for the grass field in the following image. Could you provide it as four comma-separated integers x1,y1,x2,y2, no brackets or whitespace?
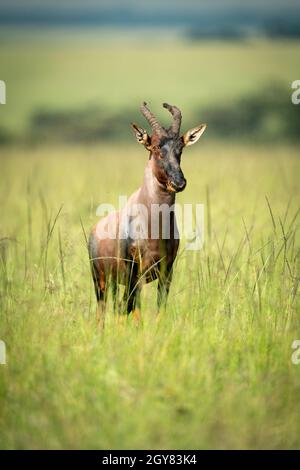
0,142,300,449
0,31,300,449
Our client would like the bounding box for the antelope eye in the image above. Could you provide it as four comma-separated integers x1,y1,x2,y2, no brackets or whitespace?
157,148,165,159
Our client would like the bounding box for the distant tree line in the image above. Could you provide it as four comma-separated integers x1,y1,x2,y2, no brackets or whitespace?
0,84,299,146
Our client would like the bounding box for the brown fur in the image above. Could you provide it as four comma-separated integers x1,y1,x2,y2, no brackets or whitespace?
89,102,206,324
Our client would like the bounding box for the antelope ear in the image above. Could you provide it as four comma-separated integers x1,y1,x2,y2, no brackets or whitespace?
182,124,207,147
131,123,151,149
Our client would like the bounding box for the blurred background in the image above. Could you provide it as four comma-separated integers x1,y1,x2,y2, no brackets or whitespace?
1,1,300,450
0,0,300,145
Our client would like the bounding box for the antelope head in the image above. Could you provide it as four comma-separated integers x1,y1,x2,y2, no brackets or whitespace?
131,102,206,193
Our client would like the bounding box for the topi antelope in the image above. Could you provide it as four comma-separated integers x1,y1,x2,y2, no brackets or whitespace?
89,102,206,325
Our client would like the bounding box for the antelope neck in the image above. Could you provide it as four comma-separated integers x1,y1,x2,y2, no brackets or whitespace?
140,163,175,207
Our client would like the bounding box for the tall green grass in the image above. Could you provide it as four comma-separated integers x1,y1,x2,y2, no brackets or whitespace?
0,143,299,449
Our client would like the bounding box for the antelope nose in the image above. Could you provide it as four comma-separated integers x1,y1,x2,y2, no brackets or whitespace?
176,178,187,192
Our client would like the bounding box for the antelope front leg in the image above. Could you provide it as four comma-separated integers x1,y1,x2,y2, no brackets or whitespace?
130,284,142,324
91,265,107,331
96,299,106,330
121,263,143,324
125,277,142,324
157,268,173,318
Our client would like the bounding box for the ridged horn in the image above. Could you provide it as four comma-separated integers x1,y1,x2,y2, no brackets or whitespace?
140,102,163,135
163,102,182,135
